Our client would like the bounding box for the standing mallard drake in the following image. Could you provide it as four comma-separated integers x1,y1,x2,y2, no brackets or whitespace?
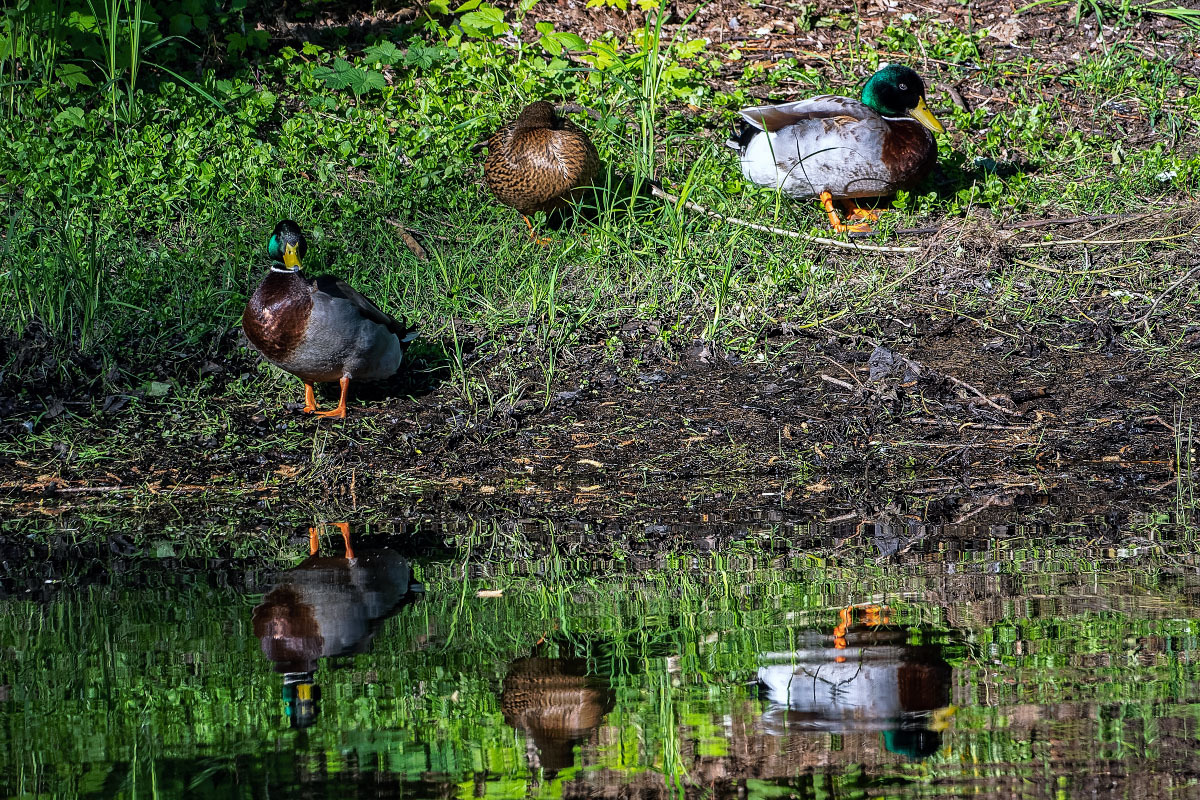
727,65,945,233
242,221,417,419
252,522,422,729
483,101,600,237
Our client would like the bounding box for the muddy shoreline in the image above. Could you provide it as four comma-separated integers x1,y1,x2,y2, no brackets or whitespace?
2,308,1193,526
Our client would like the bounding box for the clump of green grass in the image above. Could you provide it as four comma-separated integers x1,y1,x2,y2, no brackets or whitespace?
1020,0,1200,33
1,0,1198,410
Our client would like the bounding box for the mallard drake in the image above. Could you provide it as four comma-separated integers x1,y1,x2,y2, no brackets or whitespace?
483,101,600,237
757,604,955,760
242,221,417,419
727,65,945,233
252,522,421,728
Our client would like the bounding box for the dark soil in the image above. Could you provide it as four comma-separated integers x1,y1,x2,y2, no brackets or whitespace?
2,299,1194,527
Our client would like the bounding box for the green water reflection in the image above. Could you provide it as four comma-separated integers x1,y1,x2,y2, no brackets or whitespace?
2,518,1199,799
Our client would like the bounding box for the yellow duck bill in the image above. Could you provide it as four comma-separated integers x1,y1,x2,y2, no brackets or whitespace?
283,244,301,270
908,96,945,134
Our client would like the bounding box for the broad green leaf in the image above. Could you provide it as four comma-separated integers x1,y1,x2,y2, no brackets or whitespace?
363,41,402,64
169,13,192,36
345,68,387,96
556,32,586,51
54,107,86,128
460,4,508,37
56,64,94,91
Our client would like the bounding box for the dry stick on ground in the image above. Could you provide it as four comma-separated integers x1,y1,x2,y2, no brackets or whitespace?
649,185,923,254
822,328,1024,417
820,374,856,391
1012,226,1200,248
385,218,429,261
1127,262,1200,329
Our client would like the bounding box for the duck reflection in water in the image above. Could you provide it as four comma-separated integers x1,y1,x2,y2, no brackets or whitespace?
501,650,615,773
757,604,955,760
252,522,423,729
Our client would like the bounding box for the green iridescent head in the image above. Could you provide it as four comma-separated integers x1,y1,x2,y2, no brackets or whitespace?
861,65,944,133
267,220,307,271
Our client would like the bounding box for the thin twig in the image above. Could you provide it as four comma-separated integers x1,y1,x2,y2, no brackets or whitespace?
386,218,429,261
1012,226,1200,248
649,185,923,254
820,374,856,391
822,328,1023,417
821,356,863,387
1004,213,1135,230
942,374,1022,417
1127,263,1200,328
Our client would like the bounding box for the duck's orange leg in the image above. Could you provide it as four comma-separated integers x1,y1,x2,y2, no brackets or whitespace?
335,521,355,560
840,199,882,223
308,526,320,556
521,215,553,247
820,192,872,234
833,606,852,649
302,382,319,414
861,604,890,627
315,376,349,419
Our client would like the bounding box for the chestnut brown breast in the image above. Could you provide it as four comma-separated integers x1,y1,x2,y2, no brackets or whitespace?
484,101,600,217
242,271,313,363
882,120,937,190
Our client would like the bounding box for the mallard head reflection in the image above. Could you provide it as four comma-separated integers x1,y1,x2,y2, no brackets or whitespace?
252,523,422,729
757,604,955,760
500,654,614,773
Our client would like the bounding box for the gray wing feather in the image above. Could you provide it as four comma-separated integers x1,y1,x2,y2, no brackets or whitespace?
739,96,877,132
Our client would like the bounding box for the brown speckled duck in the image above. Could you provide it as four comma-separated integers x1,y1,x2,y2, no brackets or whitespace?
242,221,417,419
484,101,600,237
501,654,614,772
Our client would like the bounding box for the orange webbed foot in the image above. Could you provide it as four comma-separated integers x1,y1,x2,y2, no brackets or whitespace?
820,192,873,234
840,199,882,223
314,376,350,419
302,382,319,414
522,215,553,246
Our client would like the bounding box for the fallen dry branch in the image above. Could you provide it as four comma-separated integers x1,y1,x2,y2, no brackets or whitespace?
649,185,924,254
822,328,1024,417
385,218,429,261
1126,262,1200,329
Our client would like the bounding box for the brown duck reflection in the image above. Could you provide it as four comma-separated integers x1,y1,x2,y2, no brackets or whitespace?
252,522,422,729
757,605,955,760
501,653,614,772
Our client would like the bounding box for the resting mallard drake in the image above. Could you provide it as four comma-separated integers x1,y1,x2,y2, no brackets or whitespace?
242,220,417,419
483,101,600,237
727,65,945,233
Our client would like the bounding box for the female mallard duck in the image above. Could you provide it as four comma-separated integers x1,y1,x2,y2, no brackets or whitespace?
242,221,417,419
727,65,945,233
484,101,600,237
501,654,614,772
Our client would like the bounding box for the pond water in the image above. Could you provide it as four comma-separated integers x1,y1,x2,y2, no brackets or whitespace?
2,514,1199,799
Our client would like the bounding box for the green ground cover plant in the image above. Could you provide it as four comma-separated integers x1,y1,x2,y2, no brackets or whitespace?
1,0,1197,518
3,0,1198,386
